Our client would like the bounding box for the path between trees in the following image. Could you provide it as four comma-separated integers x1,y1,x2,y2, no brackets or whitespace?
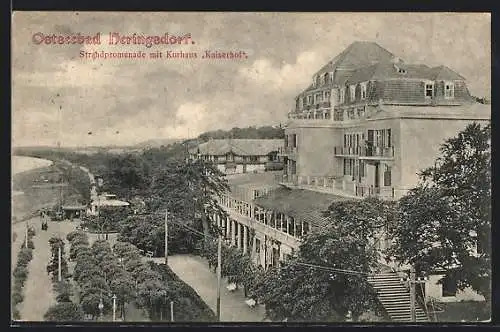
147,254,267,322
16,219,77,321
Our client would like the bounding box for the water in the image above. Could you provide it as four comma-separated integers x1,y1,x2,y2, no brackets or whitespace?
12,156,53,175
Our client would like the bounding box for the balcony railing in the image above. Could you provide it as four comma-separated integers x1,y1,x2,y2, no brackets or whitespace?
360,146,395,159
356,184,395,198
334,146,362,156
278,146,297,155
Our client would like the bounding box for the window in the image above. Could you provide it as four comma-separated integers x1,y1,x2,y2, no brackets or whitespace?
307,95,313,105
315,93,323,103
316,76,321,87
442,275,457,297
359,161,366,178
339,88,346,104
350,85,356,101
250,156,258,162
292,134,297,148
357,107,365,118
255,239,261,253
330,72,334,83
444,82,455,99
324,73,329,85
384,165,391,186
425,82,434,98
361,82,367,100
324,91,330,100
387,129,392,147
284,135,288,148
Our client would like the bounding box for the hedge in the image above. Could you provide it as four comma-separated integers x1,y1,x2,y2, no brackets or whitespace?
11,229,35,320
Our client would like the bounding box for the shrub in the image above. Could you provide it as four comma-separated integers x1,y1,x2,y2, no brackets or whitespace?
44,302,85,321
12,308,21,320
54,281,73,303
13,279,23,292
27,240,35,250
17,248,33,266
13,266,28,281
12,291,24,305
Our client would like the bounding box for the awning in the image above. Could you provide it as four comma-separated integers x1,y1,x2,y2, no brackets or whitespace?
253,187,348,228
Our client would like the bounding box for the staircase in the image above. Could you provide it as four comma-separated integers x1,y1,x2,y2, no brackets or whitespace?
368,272,429,322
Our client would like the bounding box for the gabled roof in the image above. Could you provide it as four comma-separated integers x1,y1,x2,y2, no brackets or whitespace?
190,139,283,156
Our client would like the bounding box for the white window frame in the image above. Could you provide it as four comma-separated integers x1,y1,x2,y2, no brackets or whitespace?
424,80,434,99
444,81,455,99
330,72,334,83
360,82,367,100
308,95,313,105
350,85,356,101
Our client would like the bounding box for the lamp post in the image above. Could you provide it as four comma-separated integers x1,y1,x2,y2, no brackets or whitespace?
112,294,117,322
98,297,104,321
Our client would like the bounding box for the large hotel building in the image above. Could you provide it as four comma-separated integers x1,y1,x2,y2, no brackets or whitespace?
207,41,489,319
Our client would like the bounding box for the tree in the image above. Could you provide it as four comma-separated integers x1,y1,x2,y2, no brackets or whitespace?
47,237,69,280
54,281,73,303
389,122,491,302
148,159,229,242
44,302,84,321
253,198,393,322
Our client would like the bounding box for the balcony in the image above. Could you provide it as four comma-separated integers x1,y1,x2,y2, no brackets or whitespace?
356,184,395,199
360,146,395,160
334,146,362,157
278,146,297,155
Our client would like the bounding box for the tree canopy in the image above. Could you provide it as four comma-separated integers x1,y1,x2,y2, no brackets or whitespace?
388,122,491,301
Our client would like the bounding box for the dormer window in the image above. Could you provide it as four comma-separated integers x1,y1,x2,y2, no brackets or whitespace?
349,85,356,102
339,87,345,104
444,81,455,99
360,82,367,100
425,82,434,99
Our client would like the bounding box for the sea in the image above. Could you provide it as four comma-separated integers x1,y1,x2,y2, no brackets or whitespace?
12,156,53,196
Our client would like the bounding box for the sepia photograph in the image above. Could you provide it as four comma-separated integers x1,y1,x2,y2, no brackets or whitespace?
11,12,491,324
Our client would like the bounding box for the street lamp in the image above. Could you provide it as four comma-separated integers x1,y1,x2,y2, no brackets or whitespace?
112,294,117,322
98,297,104,320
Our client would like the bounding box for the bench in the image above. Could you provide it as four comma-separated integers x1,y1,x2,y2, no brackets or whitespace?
139,249,145,255
146,251,154,258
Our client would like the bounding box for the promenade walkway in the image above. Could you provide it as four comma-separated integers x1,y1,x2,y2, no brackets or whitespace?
15,219,77,321
147,254,267,322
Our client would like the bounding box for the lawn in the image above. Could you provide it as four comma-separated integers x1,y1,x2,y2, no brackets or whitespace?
433,301,490,322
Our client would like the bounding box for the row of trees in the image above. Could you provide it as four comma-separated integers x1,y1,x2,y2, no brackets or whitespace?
44,236,84,321
12,228,36,320
66,230,216,321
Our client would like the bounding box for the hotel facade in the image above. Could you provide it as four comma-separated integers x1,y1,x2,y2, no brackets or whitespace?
210,42,489,318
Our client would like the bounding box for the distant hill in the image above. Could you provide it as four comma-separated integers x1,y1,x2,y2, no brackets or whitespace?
134,138,183,149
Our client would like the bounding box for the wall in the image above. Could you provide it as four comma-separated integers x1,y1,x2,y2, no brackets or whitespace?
425,274,485,303
399,118,490,194
286,125,340,177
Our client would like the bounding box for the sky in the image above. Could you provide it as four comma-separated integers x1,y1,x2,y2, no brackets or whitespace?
12,12,491,147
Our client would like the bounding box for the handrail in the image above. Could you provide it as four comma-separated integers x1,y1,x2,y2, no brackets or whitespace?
419,282,431,321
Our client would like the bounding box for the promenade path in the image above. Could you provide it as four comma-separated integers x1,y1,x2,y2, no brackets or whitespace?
147,254,267,322
15,218,77,321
